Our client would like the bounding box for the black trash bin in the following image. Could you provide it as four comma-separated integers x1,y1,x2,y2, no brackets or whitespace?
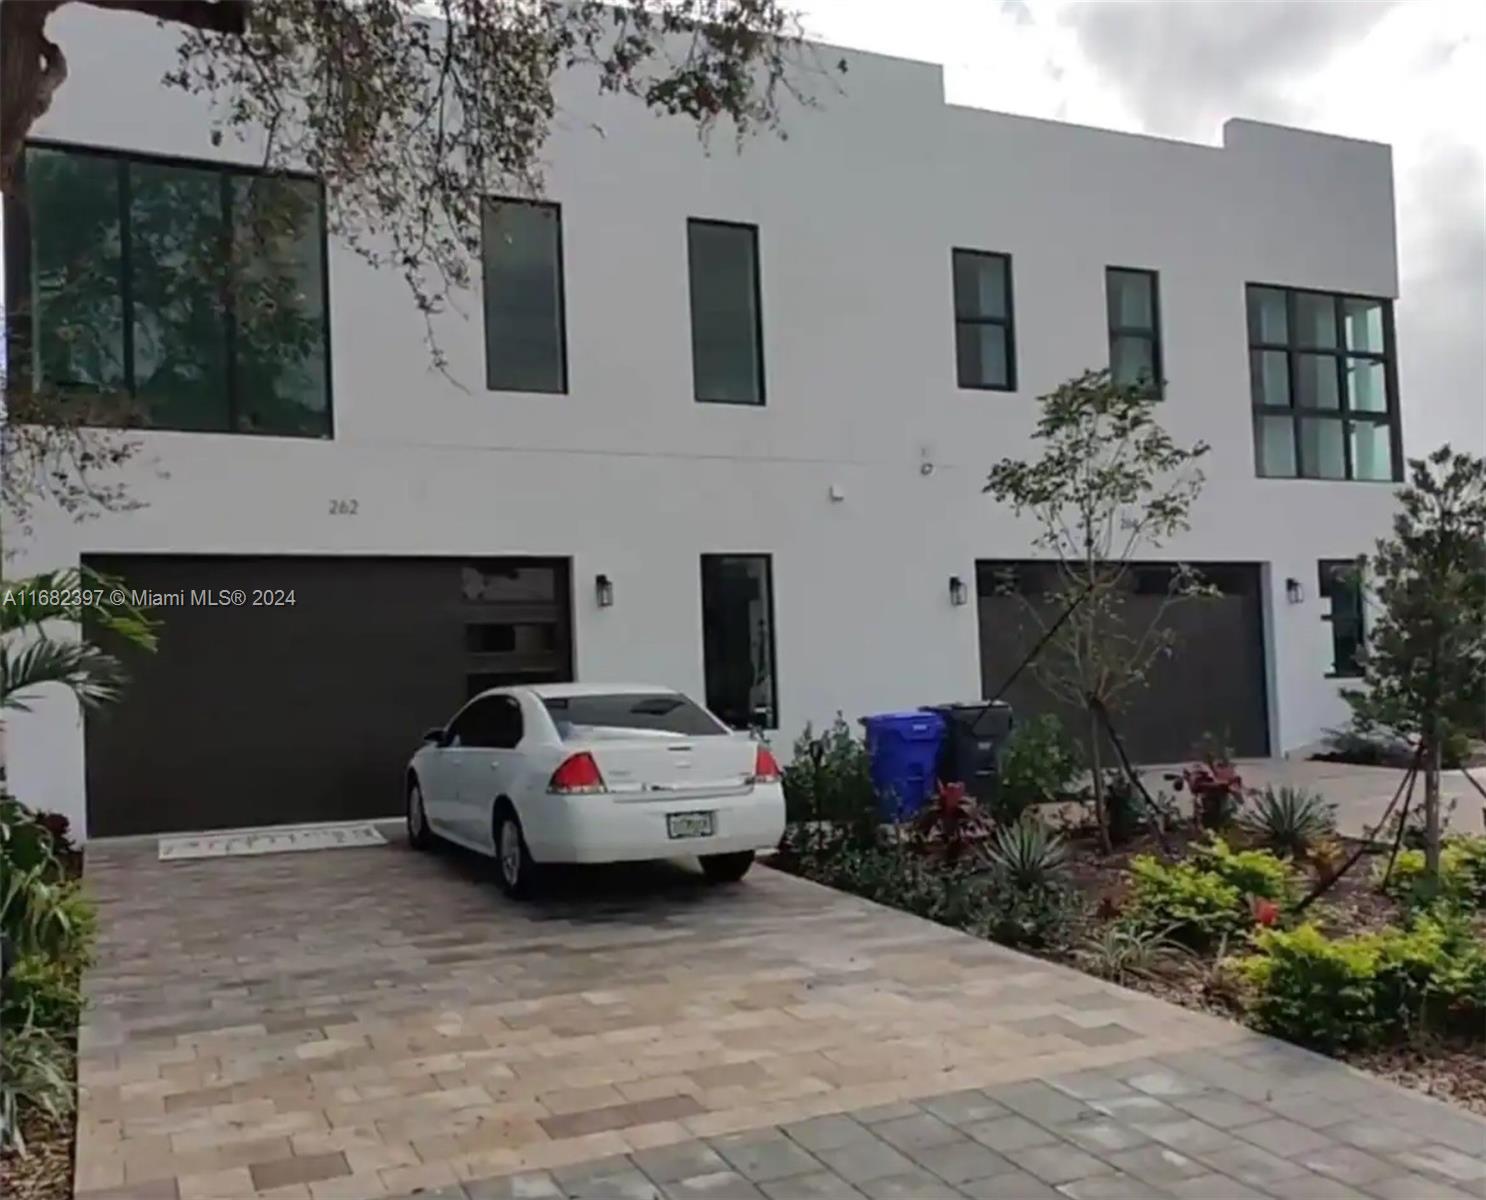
922,701,1013,805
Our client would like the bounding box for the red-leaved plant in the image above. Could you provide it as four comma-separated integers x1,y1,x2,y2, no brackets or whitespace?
911,781,991,864
1249,896,1280,927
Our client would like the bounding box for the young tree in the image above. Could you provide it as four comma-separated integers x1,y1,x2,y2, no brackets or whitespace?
1,0,830,522
985,368,1210,851
1342,446,1486,882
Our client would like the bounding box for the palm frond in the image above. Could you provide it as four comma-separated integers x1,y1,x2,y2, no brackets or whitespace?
1,638,127,712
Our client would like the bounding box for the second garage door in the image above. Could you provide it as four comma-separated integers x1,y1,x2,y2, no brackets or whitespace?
976,561,1270,763
83,556,573,836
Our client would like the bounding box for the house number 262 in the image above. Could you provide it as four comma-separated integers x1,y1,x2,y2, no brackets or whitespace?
329,499,359,516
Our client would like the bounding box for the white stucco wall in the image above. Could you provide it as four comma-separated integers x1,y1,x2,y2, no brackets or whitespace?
5,8,1405,836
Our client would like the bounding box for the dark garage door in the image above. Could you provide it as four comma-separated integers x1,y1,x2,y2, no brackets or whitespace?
83,556,572,836
976,561,1270,763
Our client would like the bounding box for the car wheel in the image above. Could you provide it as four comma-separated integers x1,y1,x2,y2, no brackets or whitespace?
494,807,538,899
701,851,755,883
407,779,434,850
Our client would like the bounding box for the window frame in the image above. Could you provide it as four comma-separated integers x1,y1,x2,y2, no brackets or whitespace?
699,552,779,731
686,217,766,406
1318,559,1366,679
1246,282,1402,482
1106,265,1163,399
3,138,334,439
951,247,1017,392
480,195,569,395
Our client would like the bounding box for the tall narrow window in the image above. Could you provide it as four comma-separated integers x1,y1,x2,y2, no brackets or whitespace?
688,220,764,404
700,555,777,729
952,249,1015,390
482,199,566,393
7,143,331,436
1319,560,1365,677
1107,267,1162,397
1247,285,1400,481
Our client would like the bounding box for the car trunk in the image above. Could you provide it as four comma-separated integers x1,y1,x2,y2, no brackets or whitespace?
570,730,756,800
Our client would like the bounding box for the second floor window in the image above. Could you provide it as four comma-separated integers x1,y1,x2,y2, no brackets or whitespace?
8,143,330,437
1107,267,1162,397
688,220,764,405
482,199,567,393
1248,284,1400,481
953,249,1016,390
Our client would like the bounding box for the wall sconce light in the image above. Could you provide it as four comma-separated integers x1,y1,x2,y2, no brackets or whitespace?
1285,577,1304,604
595,574,614,608
949,575,968,607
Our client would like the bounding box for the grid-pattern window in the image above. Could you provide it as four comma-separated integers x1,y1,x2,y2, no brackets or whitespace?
688,220,765,405
700,555,777,730
7,142,330,436
482,199,567,393
953,249,1015,390
1248,285,1400,481
1107,267,1162,398
1319,560,1365,677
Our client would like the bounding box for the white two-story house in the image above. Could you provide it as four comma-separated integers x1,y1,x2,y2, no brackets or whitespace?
4,8,1404,838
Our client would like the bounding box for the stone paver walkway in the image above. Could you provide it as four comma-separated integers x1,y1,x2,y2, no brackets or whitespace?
75,835,1485,1200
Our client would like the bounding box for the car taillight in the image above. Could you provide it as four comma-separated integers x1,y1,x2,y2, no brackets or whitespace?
751,745,781,784
548,752,607,794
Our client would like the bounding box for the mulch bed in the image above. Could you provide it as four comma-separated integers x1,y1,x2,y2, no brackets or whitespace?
0,1114,73,1200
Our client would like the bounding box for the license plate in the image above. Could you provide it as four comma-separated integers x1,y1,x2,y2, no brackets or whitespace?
667,811,715,839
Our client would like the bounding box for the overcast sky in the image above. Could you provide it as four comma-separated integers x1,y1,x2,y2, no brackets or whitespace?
805,0,1485,457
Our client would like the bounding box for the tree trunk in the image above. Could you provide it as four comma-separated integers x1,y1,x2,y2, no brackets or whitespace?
1087,702,1110,854
1423,725,1443,883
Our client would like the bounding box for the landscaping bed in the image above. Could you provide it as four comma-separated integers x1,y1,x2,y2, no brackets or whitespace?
1,803,89,1200
774,717,1486,1117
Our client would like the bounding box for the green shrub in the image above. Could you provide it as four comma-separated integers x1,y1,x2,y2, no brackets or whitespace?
2,954,84,1032
1236,908,1486,1050
1074,922,1190,984
1241,786,1336,858
1193,837,1297,905
1376,835,1486,909
973,882,1083,950
1237,924,1384,1049
994,715,1081,825
780,715,878,843
1126,856,1244,947
0,1017,75,1156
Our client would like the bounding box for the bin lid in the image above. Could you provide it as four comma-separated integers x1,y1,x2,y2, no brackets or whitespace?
922,700,1011,713
861,710,945,731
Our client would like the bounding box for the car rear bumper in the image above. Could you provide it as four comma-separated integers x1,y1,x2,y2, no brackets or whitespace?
523,784,786,864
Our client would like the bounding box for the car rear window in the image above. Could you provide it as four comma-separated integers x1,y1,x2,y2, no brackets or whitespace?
542,693,726,738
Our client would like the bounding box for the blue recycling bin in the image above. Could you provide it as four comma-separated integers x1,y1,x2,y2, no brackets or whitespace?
861,710,946,818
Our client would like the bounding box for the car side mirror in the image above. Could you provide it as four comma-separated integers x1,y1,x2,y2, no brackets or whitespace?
423,727,448,746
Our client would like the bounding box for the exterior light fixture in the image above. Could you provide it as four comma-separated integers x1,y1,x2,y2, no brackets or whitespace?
1285,577,1304,604
949,575,968,607
595,574,614,608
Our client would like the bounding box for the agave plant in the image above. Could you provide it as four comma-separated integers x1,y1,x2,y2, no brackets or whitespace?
985,817,1069,890
1,567,155,714
1074,922,1190,983
1241,786,1336,858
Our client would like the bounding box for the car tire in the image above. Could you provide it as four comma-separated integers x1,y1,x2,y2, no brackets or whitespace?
494,806,538,899
407,779,434,850
701,851,755,883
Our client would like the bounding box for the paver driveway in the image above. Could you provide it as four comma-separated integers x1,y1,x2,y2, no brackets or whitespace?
76,836,1485,1200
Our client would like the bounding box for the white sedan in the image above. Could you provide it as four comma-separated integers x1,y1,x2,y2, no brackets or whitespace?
405,683,786,897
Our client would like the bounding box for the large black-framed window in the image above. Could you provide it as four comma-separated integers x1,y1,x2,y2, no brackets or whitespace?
1247,284,1400,481
700,554,778,730
952,249,1016,390
481,198,567,394
5,141,332,438
687,219,765,405
1319,559,1365,678
1107,266,1162,398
